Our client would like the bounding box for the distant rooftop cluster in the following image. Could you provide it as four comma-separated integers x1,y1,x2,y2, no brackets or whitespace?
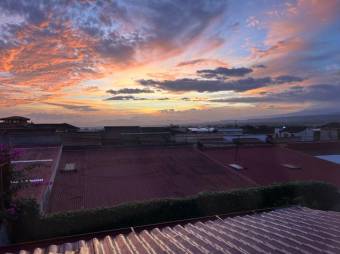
1,115,340,215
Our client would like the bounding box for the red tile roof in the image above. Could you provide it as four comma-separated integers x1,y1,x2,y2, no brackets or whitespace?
4,207,340,254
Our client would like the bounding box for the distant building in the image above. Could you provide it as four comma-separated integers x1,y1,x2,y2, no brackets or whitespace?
224,134,268,143
294,128,320,141
103,126,172,145
320,122,340,140
274,125,340,142
31,123,79,132
217,128,243,136
188,127,216,133
0,116,31,128
274,126,306,138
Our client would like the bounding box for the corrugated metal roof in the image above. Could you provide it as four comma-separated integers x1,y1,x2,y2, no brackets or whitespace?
205,146,340,187
6,207,340,254
48,147,250,213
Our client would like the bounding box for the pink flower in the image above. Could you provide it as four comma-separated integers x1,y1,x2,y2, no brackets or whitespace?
6,207,17,216
10,148,24,159
0,144,7,151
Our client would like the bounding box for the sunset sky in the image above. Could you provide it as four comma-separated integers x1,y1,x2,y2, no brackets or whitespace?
0,0,339,126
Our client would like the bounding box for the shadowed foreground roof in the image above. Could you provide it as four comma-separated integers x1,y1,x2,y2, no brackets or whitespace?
7,207,340,254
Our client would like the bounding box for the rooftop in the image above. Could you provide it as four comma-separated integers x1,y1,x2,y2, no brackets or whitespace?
12,146,62,210
30,123,79,131
4,206,340,254
0,116,30,121
48,146,249,213
278,126,306,133
46,144,340,214
286,141,340,156
322,122,340,128
204,145,340,187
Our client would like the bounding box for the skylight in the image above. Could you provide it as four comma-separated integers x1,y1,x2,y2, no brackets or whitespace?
281,164,302,170
228,163,245,170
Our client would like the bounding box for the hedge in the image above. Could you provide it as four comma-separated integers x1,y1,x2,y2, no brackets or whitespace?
12,181,340,242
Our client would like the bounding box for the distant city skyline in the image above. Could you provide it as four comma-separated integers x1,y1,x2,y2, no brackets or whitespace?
0,0,340,125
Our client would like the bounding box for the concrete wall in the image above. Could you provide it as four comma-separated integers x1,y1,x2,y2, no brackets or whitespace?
0,131,61,146
174,133,225,144
61,132,102,146
320,129,338,141
41,145,63,214
8,134,61,146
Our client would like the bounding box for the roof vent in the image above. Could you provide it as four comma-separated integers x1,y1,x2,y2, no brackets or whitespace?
228,163,245,170
62,163,77,172
281,164,301,170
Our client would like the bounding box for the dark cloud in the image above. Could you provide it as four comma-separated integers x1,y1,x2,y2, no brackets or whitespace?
105,95,145,101
177,59,212,67
93,37,136,62
139,78,270,92
139,75,304,93
176,58,227,67
45,102,98,112
105,95,169,101
197,67,253,79
131,0,228,50
290,85,304,90
0,0,48,24
181,97,205,102
0,0,228,66
274,75,305,84
253,64,266,68
0,0,230,100
106,88,154,95
210,84,340,103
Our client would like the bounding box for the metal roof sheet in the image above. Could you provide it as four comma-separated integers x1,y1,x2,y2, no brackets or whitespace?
5,207,340,254
205,146,340,187
48,147,250,213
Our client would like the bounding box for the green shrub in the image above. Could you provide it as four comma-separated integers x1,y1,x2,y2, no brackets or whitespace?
12,181,340,242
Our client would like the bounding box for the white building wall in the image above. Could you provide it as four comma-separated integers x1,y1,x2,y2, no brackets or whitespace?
320,129,338,141
295,128,314,141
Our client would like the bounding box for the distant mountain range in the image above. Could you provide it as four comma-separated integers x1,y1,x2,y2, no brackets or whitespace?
207,111,340,127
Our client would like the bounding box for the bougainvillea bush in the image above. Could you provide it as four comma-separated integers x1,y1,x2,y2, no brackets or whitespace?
0,145,27,222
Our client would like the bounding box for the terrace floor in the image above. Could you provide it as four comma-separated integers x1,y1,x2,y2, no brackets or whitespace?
12,146,61,206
